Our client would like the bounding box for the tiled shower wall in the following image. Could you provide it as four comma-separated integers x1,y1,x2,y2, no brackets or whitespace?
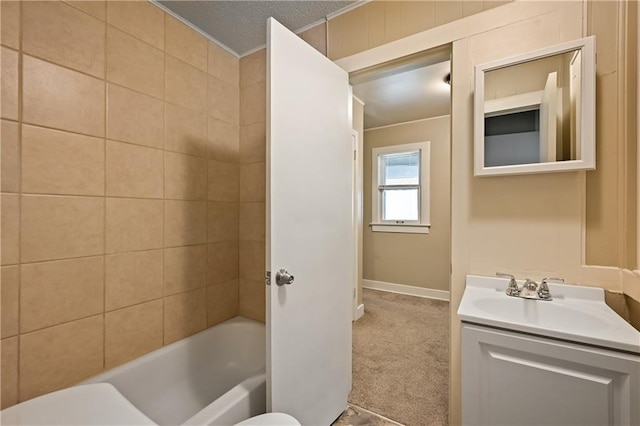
0,0,266,408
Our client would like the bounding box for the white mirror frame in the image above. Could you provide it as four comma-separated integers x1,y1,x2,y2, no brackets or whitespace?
474,36,596,177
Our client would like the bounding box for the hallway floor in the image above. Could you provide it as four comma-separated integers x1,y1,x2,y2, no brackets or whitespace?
347,288,449,426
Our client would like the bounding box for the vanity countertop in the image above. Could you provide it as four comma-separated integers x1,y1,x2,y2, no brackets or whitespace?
458,275,640,354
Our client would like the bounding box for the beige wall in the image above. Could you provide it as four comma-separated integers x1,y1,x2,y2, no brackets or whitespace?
0,0,266,407
328,1,637,425
363,117,451,292
328,0,513,61
353,98,365,306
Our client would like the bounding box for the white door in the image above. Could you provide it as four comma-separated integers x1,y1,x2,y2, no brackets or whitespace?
266,18,354,425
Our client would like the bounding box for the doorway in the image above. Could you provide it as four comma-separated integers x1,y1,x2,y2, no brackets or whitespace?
348,47,452,425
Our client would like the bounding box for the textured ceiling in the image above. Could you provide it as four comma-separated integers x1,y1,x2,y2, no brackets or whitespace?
353,61,451,129
156,0,355,56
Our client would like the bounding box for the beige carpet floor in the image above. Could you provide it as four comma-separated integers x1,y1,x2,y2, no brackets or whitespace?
349,289,449,426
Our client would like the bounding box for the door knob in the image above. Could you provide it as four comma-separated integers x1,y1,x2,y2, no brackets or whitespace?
275,269,295,286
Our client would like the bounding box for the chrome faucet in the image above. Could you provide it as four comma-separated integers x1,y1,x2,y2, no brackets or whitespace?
537,277,564,300
496,273,520,297
497,273,563,301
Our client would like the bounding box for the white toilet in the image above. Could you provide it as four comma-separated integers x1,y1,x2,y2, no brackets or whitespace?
235,413,301,425
0,384,301,426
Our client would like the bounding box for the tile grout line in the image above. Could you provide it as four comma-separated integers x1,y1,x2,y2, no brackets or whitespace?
161,9,167,348
102,1,108,373
15,0,23,404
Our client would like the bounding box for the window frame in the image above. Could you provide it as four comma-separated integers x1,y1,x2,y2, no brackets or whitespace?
371,141,431,234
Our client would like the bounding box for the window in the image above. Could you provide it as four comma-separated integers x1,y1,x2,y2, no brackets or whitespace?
371,142,431,234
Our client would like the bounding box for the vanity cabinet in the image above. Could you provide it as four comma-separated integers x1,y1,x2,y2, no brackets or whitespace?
461,323,640,426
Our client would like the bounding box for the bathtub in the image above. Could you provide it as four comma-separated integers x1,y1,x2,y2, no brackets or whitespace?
82,317,266,426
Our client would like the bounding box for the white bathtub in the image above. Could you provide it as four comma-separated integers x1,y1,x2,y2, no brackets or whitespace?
82,317,266,426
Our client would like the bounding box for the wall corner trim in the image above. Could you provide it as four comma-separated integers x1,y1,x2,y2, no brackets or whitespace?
363,279,450,301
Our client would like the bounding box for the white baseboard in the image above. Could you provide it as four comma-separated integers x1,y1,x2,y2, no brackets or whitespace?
363,279,450,301
354,304,365,321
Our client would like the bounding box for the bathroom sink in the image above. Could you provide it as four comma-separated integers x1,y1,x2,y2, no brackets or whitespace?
458,275,640,354
472,297,613,332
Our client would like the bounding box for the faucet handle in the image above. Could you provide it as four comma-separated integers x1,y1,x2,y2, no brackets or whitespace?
538,277,562,300
497,272,520,296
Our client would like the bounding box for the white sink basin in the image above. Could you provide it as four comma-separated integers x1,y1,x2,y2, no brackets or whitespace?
458,275,640,354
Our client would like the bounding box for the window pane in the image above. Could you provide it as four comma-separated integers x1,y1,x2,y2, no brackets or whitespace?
382,189,419,221
382,151,420,185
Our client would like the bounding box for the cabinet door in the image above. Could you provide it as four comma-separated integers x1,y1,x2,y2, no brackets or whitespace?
462,324,640,426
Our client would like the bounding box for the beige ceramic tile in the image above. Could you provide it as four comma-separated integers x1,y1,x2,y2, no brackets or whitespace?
107,83,164,149
434,0,463,26
21,195,104,263
239,162,265,202
165,103,208,157
164,200,208,247
64,1,106,20
208,117,239,163
239,122,265,164
164,244,207,296
1,266,18,338
208,161,239,202
106,198,163,254
22,1,105,78
106,141,164,199
23,55,105,137
239,202,265,242
20,257,104,333
206,279,239,326
299,23,327,56
165,15,207,72
22,125,105,196
239,81,265,126
163,288,206,344
1,194,18,265
1,336,18,408
1,120,19,192
239,49,265,88
105,299,163,369
105,250,163,311
165,55,208,113
208,241,239,285
239,240,265,281
107,26,164,99
209,76,239,124
1,46,18,121
1,1,20,49
106,1,164,50
239,279,265,322
164,152,207,201
208,202,239,243
19,315,103,401
401,1,435,37
208,42,239,87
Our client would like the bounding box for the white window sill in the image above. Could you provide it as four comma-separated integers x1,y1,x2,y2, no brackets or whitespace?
370,223,430,234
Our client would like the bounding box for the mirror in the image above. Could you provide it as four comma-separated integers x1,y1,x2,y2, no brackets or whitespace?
474,36,595,176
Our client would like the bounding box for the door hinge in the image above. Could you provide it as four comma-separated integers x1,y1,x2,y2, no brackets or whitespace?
354,150,357,160
265,271,271,286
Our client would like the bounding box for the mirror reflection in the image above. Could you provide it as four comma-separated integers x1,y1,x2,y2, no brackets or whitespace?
483,49,582,167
